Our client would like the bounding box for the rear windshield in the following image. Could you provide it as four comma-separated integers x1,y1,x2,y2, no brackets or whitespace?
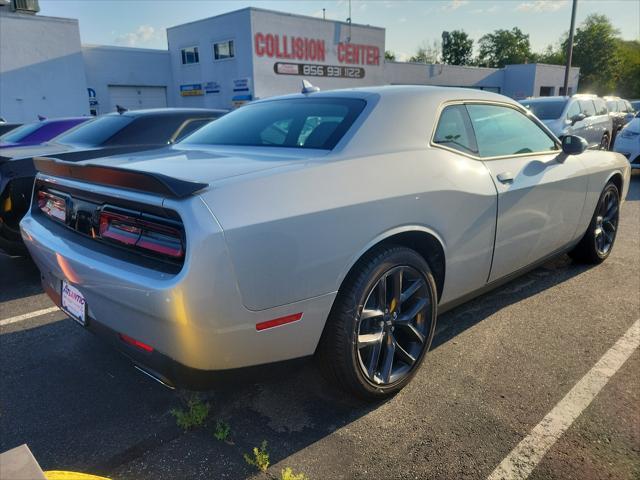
0,122,43,143
520,100,567,120
57,116,132,147
181,98,366,150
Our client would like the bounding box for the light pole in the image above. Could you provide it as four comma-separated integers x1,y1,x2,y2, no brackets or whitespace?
563,0,578,96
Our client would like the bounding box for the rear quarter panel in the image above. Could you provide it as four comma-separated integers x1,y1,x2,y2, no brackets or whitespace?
200,148,498,311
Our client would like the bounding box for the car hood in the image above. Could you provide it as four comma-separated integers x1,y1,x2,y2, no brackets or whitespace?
81,145,327,187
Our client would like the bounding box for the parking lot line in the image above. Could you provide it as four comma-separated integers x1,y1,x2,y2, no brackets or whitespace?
487,318,640,480
0,306,61,327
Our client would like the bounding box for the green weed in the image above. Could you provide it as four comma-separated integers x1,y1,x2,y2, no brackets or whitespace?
213,420,231,442
170,397,210,431
281,467,309,480
244,440,270,472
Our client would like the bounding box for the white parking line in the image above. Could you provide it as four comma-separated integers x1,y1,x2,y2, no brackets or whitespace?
488,318,640,480
0,306,61,327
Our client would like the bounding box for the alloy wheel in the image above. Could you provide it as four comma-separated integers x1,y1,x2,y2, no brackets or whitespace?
594,188,619,256
356,266,432,386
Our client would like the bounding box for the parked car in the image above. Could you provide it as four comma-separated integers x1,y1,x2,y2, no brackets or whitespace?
20,86,630,398
519,94,613,149
0,117,89,149
604,96,636,146
0,122,22,136
0,108,225,255
613,111,640,169
630,100,640,111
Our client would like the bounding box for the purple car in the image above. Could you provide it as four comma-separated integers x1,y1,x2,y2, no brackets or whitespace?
0,117,89,149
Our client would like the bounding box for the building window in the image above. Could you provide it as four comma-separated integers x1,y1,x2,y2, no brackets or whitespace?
539,86,555,96
213,40,234,60
559,86,573,96
181,46,199,65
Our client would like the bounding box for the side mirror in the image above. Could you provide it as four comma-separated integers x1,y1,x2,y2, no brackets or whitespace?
561,135,588,155
569,113,586,125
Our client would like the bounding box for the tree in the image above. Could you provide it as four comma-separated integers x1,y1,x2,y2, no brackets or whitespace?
535,44,565,65
409,40,440,64
566,14,620,94
477,27,533,68
615,39,640,98
441,30,473,65
384,50,396,61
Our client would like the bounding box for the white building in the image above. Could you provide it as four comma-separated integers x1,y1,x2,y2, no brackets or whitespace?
0,1,580,122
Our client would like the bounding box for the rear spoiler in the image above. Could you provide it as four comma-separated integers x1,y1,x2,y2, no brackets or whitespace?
33,156,208,199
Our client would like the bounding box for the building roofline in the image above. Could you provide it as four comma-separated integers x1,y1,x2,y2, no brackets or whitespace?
385,61,500,72
167,6,384,32
82,44,169,54
0,10,78,24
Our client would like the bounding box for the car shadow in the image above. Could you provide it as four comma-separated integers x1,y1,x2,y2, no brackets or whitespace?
0,252,42,303
0,253,595,479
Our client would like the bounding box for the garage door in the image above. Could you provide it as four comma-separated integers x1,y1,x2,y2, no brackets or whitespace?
107,86,167,113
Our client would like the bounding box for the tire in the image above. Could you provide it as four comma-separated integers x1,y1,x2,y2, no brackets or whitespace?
0,220,28,257
569,182,620,264
599,133,610,150
316,245,438,400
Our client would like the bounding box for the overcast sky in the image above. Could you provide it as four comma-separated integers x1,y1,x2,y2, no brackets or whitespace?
39,0,640,61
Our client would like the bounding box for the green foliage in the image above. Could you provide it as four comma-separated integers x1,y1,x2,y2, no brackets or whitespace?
244,440,270,472
565,14,621,94
615,40,640,98
213,420,231,441
409,40,440,64
535,44,565,66
441,30,473,65
477,27,533,68
281,467,309,480
384,50,396,61
170,397,210,431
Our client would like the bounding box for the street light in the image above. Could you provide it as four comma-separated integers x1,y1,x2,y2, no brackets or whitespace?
563,0,578,96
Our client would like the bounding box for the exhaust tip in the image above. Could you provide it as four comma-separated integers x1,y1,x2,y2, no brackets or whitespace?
133,364,176,390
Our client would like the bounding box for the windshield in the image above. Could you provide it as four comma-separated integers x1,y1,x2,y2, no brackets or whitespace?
520,100,567,120
0,122,43,143
181,98,366,150
56,116,132,147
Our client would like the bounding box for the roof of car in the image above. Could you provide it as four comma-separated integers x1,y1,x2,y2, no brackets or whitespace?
520,96,570,103
104,108,228,118
252,84,515,105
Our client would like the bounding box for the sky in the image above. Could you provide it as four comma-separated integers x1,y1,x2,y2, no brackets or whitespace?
39,0,640,61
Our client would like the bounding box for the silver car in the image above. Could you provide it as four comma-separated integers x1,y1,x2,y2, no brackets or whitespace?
520,95,613,150
20,86,631,399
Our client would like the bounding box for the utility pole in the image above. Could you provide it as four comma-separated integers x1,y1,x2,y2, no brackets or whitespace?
322,8,325,20
346,0,352,43
563,0,578,96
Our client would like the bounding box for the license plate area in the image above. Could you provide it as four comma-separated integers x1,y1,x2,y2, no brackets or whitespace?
61,280,87,326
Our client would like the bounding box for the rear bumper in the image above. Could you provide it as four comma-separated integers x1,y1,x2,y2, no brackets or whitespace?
20,179,334,373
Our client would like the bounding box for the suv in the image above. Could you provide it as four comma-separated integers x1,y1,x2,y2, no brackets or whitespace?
519,94,612,150
604,96,636,146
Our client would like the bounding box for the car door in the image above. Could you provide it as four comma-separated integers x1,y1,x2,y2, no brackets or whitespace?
465,103,589,282
578,99,598,146
566,100,588,139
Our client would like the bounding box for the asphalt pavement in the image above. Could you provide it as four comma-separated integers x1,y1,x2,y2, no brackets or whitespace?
1,173,638,480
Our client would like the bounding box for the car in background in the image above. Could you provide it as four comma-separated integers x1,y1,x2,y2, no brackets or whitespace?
604,96,636,146
0,121,22,136
613,111,640,169
0,117,90,149
520,94,612,150
0,108,226,256
630,100,640,112
19,86,630,398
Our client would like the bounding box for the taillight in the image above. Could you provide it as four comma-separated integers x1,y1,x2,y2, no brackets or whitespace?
99,210,184,259
37,190,67,223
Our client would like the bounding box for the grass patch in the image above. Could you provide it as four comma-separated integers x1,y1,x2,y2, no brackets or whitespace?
281,467,309,480
213,420,231,442
170,397,210,431
244,440,270,472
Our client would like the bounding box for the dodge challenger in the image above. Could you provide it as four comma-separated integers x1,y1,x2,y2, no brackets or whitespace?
20,86,631,399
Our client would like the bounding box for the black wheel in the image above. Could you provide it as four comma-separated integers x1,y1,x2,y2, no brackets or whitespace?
317,245,437,399
599,133,610,150
569,182,620,264
0,221,28,257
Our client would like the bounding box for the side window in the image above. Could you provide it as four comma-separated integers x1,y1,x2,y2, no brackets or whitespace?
594,99,608,115
432,105,477,154
566,101,581,119
579,100,597,117
624,100,634,112
617,100,628,113
466,104,558,158
260,119,293,146
174,118,212,142
606,100,618,112
298,116,342,148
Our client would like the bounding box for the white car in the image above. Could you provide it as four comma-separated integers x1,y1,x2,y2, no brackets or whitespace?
613,111,640,169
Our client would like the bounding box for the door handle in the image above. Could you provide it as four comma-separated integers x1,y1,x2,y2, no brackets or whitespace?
496,172,514,184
